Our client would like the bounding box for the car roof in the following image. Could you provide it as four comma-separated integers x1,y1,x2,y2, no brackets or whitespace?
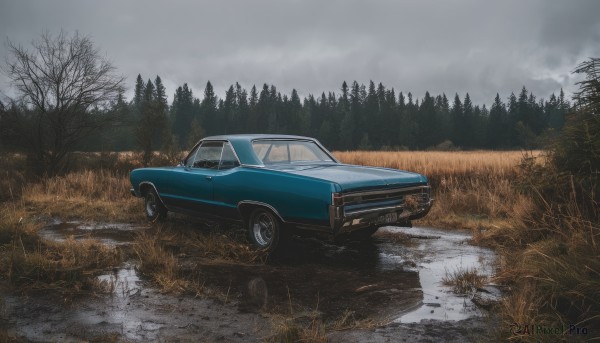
203,134,315,143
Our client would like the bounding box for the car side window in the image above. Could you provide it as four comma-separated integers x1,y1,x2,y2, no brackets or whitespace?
219,143,240,170
189,141,223,169
184,144,200,167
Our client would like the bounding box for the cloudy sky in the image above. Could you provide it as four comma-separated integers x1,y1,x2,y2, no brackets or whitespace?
1,0,599,105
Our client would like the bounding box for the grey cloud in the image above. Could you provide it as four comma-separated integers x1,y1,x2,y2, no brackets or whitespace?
1,0,599,105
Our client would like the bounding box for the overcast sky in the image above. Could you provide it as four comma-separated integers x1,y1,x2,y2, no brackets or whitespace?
1,0,599,106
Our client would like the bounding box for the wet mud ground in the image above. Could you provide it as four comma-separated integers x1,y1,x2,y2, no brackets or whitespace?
1,218,499,342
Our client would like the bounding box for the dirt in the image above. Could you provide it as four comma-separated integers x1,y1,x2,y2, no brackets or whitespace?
1,220,499,342
2,285,271,342
327,316,493,343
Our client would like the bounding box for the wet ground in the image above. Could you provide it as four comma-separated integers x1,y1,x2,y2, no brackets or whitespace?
1,220,499,342
37,220,147,246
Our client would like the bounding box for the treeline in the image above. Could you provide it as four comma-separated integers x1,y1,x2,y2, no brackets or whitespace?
86,76,570,152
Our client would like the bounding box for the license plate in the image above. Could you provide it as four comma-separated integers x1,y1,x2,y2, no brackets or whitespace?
378,212,397,224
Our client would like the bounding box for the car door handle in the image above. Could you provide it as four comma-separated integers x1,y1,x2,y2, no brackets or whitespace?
205,176,212,181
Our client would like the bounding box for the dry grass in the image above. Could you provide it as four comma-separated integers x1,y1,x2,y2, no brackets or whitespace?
0,208,123,292
494,212,600,341
334,150,539,231
334,150,533,178
0,158,136,293
267,317,327,343
442,267,487,294
132,222,267,295
266,307,383,343
20,169,141,222
133,230,190,294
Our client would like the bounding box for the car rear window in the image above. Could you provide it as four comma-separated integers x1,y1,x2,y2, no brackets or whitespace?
252,140,334,165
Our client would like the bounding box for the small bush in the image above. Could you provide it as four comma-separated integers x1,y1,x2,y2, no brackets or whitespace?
442,267,487,294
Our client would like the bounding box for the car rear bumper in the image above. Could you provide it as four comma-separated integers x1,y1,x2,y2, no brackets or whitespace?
329,185,433,235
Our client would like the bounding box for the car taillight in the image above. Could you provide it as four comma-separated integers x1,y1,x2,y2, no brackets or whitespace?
422,185,431,201
332,192,343,206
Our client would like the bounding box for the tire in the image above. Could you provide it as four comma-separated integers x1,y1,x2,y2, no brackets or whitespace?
247,208,283,252
144,188,168,222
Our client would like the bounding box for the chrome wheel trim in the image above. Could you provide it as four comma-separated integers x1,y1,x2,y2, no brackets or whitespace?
252,212,275,247
145,192,158,218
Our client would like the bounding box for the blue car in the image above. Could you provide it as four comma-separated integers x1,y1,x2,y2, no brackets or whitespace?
130,134,433,251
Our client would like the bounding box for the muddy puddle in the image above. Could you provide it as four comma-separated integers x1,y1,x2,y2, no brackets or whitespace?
38,220,147,246
191,238,423,321
2,264,271,342
3,222,498,341
185,226,496,324
385,226,497,323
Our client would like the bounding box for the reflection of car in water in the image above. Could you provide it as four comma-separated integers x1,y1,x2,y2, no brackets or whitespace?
130,134,433,251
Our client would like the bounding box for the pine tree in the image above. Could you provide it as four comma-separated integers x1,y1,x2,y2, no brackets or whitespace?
201,81,218,135
247,85,258,133
350,81,363,145
381,88,396,148
170,83,196,147
234,82,249,134
507,92,519,147
133,74,144,111
288,89,305,135
471,104,488,148
187,118,206,147
488,93,508,148
450,94,463,147
153,75,171,153
109,90,135,151
462,93,474,147
154,76,168,113
136,79,166,166
515,87,536,147
546,89,568,130
419,91,439,148
340,84,357,150
335,82,351,150
401,92,418,148
364,81,379,147
434,93,451,145
268,85,279,133
222,85,236,134
256,84,271,133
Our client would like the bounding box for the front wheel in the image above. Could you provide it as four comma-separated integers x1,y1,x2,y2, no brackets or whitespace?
247,208,282,252
144,188,168,222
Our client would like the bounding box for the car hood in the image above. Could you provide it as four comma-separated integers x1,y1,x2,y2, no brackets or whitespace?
267,164,427,192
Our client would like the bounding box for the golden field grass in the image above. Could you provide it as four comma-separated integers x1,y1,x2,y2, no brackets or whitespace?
334,150,540,234
334,150,532,178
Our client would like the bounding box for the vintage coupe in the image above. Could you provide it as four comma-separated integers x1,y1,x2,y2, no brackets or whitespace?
130,135,433,251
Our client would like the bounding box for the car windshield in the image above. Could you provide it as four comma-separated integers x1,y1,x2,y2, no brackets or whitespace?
252,140,334,165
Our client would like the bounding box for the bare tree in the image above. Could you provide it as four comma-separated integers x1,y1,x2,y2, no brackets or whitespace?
2,31,125,175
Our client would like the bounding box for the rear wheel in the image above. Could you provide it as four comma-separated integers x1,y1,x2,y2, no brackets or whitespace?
247,208,283,252
144,188,168,222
